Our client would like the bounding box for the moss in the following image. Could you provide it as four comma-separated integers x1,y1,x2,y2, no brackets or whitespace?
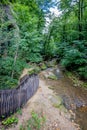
53,103,62,108
28,66,41,75
48,75,57,80
53,103,67,113
34,66,41,74
28,68,35,75
40,63,47,70
59,105,67,113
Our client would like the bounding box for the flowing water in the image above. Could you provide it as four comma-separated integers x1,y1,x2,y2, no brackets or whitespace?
45,67,87,130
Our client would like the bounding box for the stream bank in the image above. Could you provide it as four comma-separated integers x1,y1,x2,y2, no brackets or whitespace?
40,65,87,130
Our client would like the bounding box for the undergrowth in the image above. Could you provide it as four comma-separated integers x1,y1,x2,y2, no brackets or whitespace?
20,111,46,130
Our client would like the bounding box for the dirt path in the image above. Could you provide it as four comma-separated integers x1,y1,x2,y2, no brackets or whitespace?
7,74,80,130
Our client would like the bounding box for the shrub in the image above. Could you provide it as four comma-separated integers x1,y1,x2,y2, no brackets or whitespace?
56,40,87,79
2,116,18,126
0,57,26,89
78,66,87,79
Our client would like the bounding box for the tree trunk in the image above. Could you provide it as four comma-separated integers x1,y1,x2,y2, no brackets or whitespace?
10,7,20,78
78,0,84,40
11,26,20,78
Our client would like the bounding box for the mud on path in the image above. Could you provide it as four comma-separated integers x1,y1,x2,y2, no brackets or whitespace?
7,69,81,130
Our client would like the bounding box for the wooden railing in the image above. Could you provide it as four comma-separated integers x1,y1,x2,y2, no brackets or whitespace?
0,74,39,119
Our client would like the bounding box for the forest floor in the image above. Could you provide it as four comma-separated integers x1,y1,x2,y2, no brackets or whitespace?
6,67,82,130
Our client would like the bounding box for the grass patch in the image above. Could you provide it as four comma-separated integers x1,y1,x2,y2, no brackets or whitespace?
2,116,18,127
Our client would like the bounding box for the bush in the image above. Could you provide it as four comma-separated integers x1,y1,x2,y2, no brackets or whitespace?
61,48,86,68
57,40,87,79
13,3,43,63
0,57,26,89
44,36,57,59
78,66,87,79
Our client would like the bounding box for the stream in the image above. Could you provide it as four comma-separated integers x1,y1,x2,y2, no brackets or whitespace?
44,67,87,130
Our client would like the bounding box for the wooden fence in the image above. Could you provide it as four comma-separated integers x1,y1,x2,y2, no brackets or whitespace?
0,74,39,119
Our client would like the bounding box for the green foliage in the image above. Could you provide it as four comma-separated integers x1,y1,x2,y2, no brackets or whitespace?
1,0,87,91
19,111,46,130
0,57,14,75
58,41,87,79
0,76,18,89
17,108,22,115
27,111,46,130
0,1,44,89
61,48,86,68
48,1,87,79
2,116,18,126
19,31,43,63
28,66,41,75
44,36,57,59
13,3,43,63
40,63,47,70
48,75,57,80
66,71,87,88
0,0,9,4
0,56,25,89
0,57,25,77
78,66,87,79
